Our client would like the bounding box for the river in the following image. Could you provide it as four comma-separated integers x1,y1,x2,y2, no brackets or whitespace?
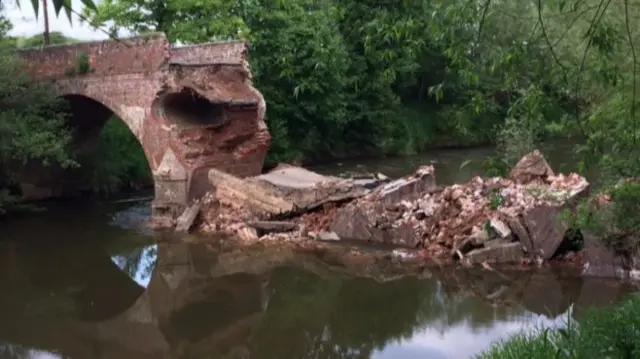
0,144,636,359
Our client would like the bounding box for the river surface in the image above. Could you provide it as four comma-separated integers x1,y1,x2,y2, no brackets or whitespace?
0,145,636,359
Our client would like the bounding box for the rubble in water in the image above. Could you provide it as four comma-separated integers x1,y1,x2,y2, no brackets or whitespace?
197,150,590,266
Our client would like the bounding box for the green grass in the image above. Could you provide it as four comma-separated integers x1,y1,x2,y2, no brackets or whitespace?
477,295,640,359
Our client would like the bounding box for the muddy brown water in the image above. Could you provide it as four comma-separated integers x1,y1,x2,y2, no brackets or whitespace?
0,144,636,359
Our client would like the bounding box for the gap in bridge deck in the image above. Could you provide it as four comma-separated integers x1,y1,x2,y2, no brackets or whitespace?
159,88,227,128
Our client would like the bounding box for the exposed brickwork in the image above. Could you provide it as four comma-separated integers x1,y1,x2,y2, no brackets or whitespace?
16,33,270,224
169,41,247,65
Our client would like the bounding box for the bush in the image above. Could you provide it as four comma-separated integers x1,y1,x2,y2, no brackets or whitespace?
0,50,74,213
477,295,640,359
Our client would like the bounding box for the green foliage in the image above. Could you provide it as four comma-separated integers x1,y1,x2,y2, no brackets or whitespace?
0,50,75,212
74,51,91,74
16,31,79,47
83,117,151,197
84,0,537,163
75,0,640,240
10,0,97,23
477,295,640,359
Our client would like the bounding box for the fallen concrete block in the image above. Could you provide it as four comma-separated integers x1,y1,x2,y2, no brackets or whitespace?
377,165,436,206
522,205,569,260
464,242,524,264
175,201,202,233
209,168,295,216
209,166,371,218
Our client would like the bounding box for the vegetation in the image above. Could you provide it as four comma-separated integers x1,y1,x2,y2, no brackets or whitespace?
478,295,640,359
82,117,151,197
0,7,74,213
0,9,150,212
0,0,639,248
82,0,640,249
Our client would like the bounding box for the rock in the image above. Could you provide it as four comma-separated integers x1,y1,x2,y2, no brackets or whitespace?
236,226,259,242
581,231,627,278
464,242,524,264
522,205,569,260
209,168,294,216
329,206,375,241
175,201,202,233
506,215,532,252
451,235,484,259
317,231,341,241
509,150,555,184
489,217,512,239
246,221,297,233
377,165,436,206
208,166,370,218
256,166,369,211
388,223,421,247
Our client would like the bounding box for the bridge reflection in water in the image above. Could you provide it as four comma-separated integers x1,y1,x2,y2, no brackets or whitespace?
0,238,636,359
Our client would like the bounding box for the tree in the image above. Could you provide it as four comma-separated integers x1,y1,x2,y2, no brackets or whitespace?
12,0,96,21
6,0,96,45
0,6,74,213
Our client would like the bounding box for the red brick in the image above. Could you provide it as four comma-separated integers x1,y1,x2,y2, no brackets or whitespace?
16,33,270,221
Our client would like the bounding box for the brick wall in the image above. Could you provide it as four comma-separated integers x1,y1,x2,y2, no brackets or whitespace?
169,41,247,65
16,33,170,80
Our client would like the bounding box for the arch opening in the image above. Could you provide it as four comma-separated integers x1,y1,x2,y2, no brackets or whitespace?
63,95,153,198
157,88,227,128
18,94,154,200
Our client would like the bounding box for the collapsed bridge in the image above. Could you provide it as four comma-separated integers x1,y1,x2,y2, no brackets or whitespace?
17,32,270,224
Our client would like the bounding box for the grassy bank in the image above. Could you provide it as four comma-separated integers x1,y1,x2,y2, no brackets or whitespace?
477,295,640,359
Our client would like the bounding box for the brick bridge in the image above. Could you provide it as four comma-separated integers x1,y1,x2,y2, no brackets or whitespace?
17,33,270,221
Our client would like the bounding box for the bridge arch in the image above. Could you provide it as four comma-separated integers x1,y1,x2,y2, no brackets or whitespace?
52,92,156,198
16,34,270,226
60,94,151,161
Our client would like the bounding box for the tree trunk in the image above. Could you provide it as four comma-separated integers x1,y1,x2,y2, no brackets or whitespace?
42,0,50,45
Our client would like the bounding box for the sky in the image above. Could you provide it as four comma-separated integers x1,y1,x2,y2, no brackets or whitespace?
4,0,124,40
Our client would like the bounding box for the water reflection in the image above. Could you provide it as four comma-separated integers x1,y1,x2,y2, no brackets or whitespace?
0,237,636,359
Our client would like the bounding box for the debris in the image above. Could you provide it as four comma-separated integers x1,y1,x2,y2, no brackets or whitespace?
317,231,341,242
200,150,590,266
377,165,437,206
489,217,512,239
246,221,297,233
509,149,554,184
464,242,524,265
175,201,202,233
208,166,371,218
236,226,259,242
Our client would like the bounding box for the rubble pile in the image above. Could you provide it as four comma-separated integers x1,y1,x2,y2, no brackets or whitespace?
197,150,590,265
327,151,589,264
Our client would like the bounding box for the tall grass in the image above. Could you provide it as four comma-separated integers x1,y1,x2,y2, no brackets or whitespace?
477,295,640,359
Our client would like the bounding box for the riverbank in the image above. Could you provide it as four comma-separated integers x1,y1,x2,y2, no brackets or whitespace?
477,294,640,359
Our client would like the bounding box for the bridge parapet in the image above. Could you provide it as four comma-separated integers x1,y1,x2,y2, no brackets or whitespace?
169,41,247,65
16,32,170,80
